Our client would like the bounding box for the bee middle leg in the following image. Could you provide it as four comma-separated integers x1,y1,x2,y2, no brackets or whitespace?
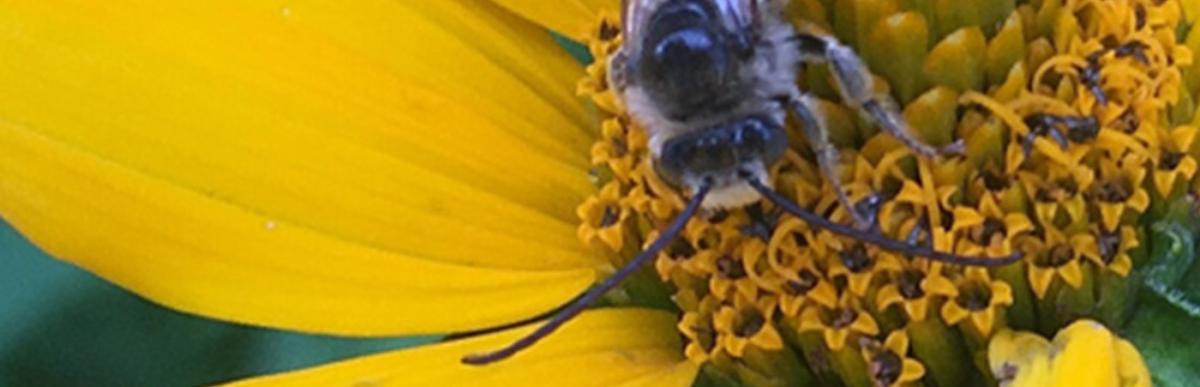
791,30,964,157
788,91,876,229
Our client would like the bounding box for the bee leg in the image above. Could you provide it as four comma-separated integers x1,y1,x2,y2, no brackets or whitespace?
792,31,964,157
788,91,873,230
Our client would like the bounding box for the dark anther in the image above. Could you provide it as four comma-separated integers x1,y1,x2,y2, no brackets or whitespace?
1065,118,1100,142
1079,40,1149,105
666,238,697,260
831,308,857,328
1036,179,1079,202
981,169,1010,191
956,281,993,311
940,208,956,230
871,352,904,386
735,313,765,338
793,232,811,248
690,324,718,352
1091,180,1131,203
1022,113,1099,156
1114,41,1150,64
599,206,622,227
1097,229,1122,264
1135,5,1147,29
785,270,820,295
1041,245,1076,267
1035,187,1056,202
1080,52,1108,106
716,255,747,279
978,218,1009,246
840,244,873,272
897,270,926,299
1117,108,1140,133
598,20,620,41
1100,36,1121,49
696,228,721,250
1161,152,1184,170
740,203,780,241
1061,178,1079,196
612,138,629,157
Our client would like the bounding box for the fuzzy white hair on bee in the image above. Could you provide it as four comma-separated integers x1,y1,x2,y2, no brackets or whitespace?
609,0,798,208
461,0,1021,366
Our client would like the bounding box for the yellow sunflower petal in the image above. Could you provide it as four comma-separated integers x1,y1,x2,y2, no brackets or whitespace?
1005,213,1035,236
926,274,960,296
970,308,997,335
851,312,881,336
0,0,601,335
906,298,931,322
1028,265,1056,299
900,359,926,383
1049,321,1119,387
941,300,970,325
1111,255,1134,277
488,0,618,40
988,329,1053,386
991,281,1014,306
883,330,909,354
752,325,785,350
230,308,699,387
1098,203,1127,232
1113,336,1152,387
951,207,985,232
1060,261,1085,289
896,180,929,204
1128,189,1151,213
0,118,595,335
826,328,851,351
876,285,904,309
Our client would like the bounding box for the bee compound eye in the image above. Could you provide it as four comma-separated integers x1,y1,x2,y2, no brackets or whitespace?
657,137,696,187
735,118,786,164
662,137,696,164
733,119,768,150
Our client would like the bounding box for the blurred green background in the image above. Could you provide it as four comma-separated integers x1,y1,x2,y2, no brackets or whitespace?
0,220,434,387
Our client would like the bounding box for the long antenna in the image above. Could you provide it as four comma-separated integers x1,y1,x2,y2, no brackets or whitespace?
461,184,713,365
748,179,1023,267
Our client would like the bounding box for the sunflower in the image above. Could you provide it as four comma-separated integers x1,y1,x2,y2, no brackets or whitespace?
0,0,1187,386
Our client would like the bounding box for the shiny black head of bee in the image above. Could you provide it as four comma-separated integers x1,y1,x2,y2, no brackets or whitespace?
633,0,754,118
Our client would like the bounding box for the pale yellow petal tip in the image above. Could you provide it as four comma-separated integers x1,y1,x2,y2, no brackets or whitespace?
989,320,1151,387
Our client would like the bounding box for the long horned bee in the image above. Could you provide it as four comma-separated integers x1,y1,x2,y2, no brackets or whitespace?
463,0,1022,365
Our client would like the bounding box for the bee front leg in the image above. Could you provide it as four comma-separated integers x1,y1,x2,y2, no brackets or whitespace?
788,91,875,230
791,30,964,157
